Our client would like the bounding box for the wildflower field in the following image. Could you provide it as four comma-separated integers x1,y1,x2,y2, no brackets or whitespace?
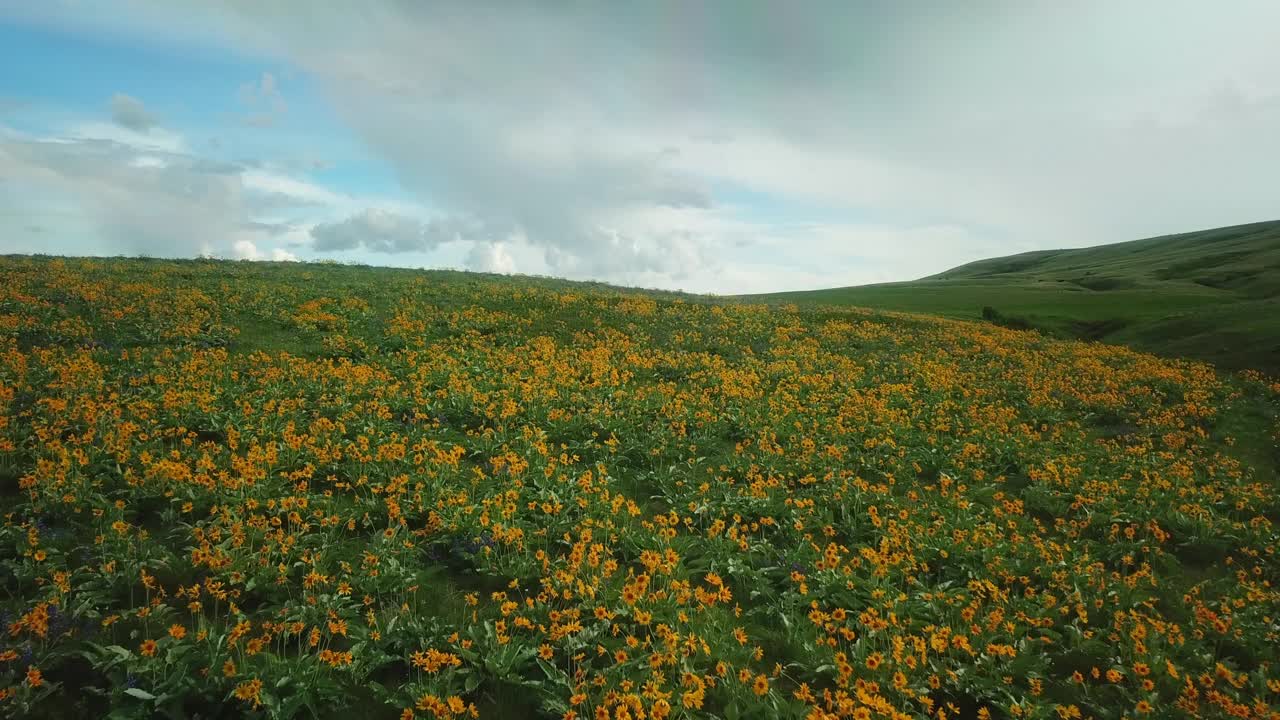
1,256,1278,720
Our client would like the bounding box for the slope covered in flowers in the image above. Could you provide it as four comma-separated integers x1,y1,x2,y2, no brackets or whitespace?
1,256,1278,720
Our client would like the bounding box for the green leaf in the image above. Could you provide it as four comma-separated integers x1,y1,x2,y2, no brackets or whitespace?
536,658,569,686
125,688,157,701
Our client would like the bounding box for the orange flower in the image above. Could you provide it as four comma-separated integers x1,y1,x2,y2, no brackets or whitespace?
168,624,187,640
25,666,42,687
866,653,883,671
139,639,158,657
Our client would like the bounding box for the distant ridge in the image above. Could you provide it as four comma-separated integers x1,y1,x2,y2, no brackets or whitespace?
747,220,1280,374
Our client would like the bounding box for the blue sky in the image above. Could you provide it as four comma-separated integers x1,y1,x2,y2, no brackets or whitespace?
0,17,409,201
2,2,1278,293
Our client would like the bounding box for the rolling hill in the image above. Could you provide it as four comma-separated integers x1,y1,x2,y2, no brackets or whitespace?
749,219,1280,374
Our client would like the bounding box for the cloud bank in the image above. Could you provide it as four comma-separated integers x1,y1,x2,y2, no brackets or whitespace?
1,116,311,261
3,1,1278,292
311,210,499,254
174,2,1280,287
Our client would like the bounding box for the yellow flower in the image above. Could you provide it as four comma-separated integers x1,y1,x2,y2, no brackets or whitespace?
752,674,769,696
234,678,263,708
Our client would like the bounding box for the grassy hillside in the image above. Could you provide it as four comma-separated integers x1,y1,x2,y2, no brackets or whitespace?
2,255,1277,719
750,220,1280,374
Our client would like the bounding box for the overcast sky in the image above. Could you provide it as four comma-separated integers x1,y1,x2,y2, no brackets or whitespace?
2,2,1278,293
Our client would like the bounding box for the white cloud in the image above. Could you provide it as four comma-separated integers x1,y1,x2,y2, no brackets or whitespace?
109,93,157,132
466,241,516,275
1,123,347,262
231,238,261,260
311,208,422,252
229,237,298,262
0,131,241,257
129,155,165,169
241,168,345,207
69,121,185,153
239,71,288,127
310,209,501,254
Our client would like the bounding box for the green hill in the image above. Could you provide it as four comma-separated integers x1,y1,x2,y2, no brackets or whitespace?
749,220,1280,374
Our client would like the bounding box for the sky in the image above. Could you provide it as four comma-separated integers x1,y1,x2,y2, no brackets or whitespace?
1,2,1278,294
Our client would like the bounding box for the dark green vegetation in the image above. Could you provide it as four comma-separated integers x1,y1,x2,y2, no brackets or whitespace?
750,220,1280,374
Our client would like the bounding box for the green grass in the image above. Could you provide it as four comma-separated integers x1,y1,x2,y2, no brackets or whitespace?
747,219,1280,374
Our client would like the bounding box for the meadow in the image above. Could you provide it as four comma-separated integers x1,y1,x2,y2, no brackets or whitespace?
1,255,1278,719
